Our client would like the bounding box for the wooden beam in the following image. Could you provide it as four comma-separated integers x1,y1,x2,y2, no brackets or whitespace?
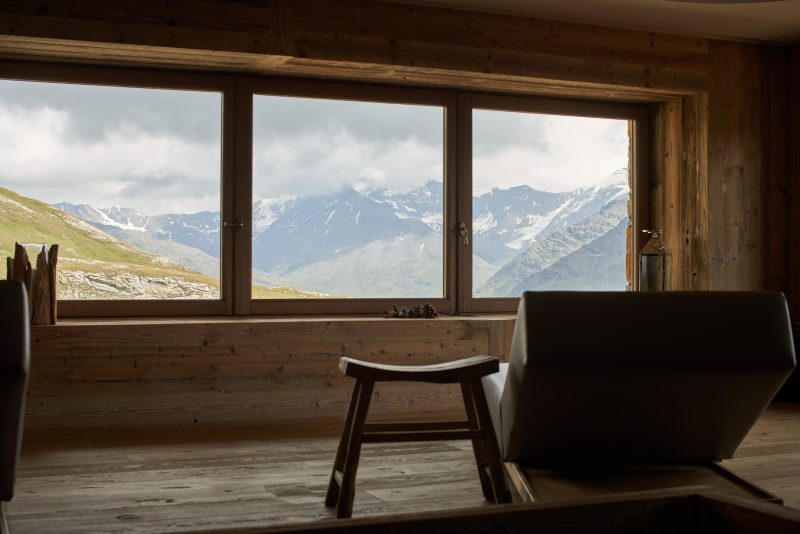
707,41,767,290
27,317,515,429
788,45,800,319
0,0,275,53
293,0,709,94
679,93,709,290
651,99,680,287
0,0,709,97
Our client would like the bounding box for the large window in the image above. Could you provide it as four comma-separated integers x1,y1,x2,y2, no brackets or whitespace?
0,64,648,317
0,75,224,312
251,94,444,300
472,110,631,297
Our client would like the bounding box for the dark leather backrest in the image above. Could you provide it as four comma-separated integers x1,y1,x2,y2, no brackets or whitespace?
0,279,30,501
500,291,796,464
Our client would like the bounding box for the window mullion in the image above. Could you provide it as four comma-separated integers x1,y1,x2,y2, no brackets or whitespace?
230,77,254,316
456,94,474,314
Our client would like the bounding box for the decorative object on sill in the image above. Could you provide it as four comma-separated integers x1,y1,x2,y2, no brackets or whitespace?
639,230,670,291
6,242,58,325
384,304,438,319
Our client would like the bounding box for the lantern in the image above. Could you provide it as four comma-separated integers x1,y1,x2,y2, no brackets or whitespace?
639,229,670,291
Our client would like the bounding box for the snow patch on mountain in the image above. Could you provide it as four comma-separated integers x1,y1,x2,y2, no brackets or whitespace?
54,169,630,298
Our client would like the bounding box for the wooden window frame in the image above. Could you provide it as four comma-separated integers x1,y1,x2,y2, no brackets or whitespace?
458,93,651,314
1,61,235,317
1,60,651,318
245,78,456,316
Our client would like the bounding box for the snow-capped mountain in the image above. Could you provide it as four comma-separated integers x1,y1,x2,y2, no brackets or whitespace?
367,180,444,232
471,170,629,266
252,197,295,234
55,202,220,257
55,172,630,297
477,198,628,296
52,203,151,232
252,187,434,274
508,218,628,293
472,186,571,265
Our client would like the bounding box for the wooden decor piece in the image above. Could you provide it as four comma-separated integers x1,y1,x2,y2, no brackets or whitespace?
326,355,511,518
6,242,58,325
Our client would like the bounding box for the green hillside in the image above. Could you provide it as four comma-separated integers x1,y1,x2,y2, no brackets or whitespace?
0,187,321,300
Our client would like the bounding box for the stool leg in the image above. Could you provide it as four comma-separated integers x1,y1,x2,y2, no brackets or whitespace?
326,379,363,507
468,378,512,504
460,381,496,501
337,379,374,518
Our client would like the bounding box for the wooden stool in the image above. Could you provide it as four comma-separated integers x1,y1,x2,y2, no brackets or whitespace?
325,355,512,518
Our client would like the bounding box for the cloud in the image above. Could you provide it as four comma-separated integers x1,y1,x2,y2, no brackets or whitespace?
473,111,630,194
472,108,551,156
0,101,220,214
0,79,630,215
253,96,444,198
254,95,443,147
0,80,221,144
253,130,442,199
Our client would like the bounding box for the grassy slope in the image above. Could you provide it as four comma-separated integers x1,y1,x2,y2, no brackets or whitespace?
0,187,321,299
0,186,215,279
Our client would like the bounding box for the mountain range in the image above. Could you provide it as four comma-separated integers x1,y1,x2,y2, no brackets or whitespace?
0,186,220,300
53,169,631,298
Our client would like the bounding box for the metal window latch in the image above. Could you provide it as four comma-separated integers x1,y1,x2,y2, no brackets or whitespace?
223,218,244,232
459,222,469,246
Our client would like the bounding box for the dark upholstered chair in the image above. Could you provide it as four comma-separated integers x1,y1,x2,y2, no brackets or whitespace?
774,321,800,402
0,280,30,532
482,291,797,465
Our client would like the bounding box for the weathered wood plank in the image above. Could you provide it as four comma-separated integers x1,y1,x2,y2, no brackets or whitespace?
293,0,709,71
27,318,513,429
3,406,799,533
788,45,800,320
654,99,681,288
0,0,709,95
707,41,767,291
680,93,709,290
0,0,275,53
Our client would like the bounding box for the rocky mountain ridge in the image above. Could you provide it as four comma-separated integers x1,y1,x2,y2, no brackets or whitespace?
53,172,631,297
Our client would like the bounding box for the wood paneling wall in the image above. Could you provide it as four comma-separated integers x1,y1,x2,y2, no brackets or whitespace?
656,42,790,299
0,1,797,424
655,95,709,291
707,42,766,291
0,1,790,298
789,46,800,319
27,318,515,429
0,0,708,99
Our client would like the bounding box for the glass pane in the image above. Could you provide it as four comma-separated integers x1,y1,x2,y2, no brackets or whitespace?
0,80,222,300
252,95,444,299
472,110,630,297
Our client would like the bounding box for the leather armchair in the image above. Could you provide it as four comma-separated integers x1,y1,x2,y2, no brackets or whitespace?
482,291,797,464
0,280,30,529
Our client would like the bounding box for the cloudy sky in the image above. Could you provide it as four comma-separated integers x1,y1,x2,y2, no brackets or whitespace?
0,80,222,214
0,79,629,215
473,109,629,195
253,95,443,200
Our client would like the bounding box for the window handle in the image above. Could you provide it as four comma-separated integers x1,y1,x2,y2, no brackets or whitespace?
459,222,469,246
223,218,244,232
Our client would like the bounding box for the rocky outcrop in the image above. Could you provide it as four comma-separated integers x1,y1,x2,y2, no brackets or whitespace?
58,269,218,300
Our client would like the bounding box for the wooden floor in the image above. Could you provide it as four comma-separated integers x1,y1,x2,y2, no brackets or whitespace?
5,405,800,533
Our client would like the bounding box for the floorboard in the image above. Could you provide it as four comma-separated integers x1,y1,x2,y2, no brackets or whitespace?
5,405,800,533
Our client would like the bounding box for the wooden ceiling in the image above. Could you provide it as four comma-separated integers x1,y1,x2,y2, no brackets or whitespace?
412,0,800,44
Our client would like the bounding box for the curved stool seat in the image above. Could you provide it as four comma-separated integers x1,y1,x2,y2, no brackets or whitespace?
340,355,499,383
326,355,511,518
